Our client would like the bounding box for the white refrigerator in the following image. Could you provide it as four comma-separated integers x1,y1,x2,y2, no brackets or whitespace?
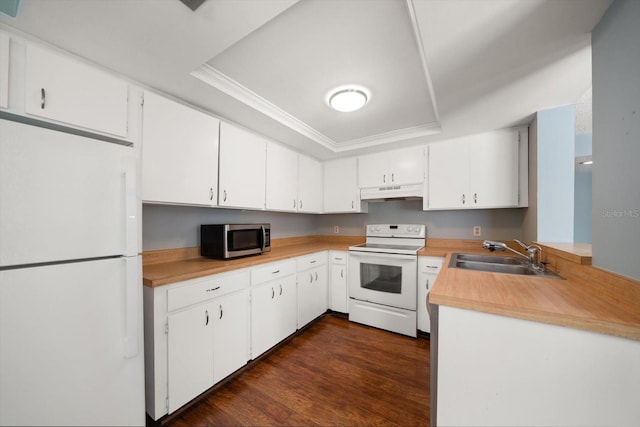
0,118,145,426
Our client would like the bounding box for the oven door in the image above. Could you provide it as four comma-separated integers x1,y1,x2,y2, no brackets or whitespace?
348,251,417,310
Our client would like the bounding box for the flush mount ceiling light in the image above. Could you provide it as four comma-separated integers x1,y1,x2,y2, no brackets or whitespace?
327,86,370,112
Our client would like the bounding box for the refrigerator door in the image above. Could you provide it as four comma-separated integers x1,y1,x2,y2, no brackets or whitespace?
0,256,145,426
0,119,137,267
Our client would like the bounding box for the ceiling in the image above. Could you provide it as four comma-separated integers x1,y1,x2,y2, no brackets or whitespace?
0,0,611,160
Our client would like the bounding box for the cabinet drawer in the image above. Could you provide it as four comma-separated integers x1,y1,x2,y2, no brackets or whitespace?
296,252,328,271
251,260,296,285
167,270,249,312
330,251,347,265
419,256,444,274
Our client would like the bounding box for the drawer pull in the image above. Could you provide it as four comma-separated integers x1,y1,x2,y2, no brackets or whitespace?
272,270,280,274
334,257,343,261
206,286,221,293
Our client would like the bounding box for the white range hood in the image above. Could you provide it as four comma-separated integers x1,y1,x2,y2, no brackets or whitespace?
360,183,423,202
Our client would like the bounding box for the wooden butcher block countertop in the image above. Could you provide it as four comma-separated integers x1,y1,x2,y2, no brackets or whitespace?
427,240,640,341
143,236,640,341
142,235,364,287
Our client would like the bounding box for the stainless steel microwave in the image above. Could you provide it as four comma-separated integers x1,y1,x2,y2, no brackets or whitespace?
200,224,271,259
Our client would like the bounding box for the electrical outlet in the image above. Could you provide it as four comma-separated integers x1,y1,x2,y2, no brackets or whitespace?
473,226,481,237
334,226,340,234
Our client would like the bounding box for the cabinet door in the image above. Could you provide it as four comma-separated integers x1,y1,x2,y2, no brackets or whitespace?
24,44,128,137
167,302,215,413
358,152,388,187
297,266,327,328
324,157,363,213
265,142,298,212
142,91,219,206
250,281,277,359
330,260,348,313
469,130,519,208
297,154,323,213
213,290,248,384
274,274,298,342
390,146,425,185
0,33,8,109
219,122,266,210
426,141,469,209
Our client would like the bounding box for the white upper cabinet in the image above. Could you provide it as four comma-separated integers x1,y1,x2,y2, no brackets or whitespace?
218,122,266,210
297,154,323,213
141,91,219,207
323,157,367,213
358,146,425,188
425,127,526,210
24,44,129,137
265,141,298,212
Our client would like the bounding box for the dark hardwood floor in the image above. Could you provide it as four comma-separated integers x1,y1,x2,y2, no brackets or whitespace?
161,314,431,426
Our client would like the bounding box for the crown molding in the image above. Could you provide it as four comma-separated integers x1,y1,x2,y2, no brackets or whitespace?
192,61,441,153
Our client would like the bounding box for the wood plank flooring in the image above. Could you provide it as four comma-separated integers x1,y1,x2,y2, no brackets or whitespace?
160,314,430,426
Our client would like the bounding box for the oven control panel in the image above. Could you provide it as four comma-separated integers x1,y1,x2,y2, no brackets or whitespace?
366,224,426,238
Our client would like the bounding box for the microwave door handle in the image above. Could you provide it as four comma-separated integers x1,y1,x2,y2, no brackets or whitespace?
261,225,266,252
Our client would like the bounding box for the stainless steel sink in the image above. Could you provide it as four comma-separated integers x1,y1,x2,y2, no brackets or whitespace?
449,253,564,279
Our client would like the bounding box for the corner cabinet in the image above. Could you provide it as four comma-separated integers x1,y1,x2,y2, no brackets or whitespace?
141,91,219,206
323,157,368,213
24,43,129,137
358,146,425,188
218,122,266,210
425,127,528,210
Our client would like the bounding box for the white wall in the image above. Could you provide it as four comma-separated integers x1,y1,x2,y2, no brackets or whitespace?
592,0,640,281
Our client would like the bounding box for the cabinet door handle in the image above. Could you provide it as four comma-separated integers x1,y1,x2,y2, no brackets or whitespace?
40,88,46,109
383,174,386,183
293,199,296,209
473,192,478,204
223,190,227,202
209,187,214,201
219,305,223,320
299,200,303,209
271,287,275,299
351,200,354,209
340,269,344,278
391,173,395,182
315,272,318,281
462,194,466,205
426,279,430,290
205,310,209,326
309,273,313,283
279,284,283,295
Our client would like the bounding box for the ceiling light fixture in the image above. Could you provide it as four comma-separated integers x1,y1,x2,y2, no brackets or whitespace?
327,86,370,112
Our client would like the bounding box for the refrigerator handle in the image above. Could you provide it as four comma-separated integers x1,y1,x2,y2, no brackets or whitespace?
124,167,138,257
124,256,140,359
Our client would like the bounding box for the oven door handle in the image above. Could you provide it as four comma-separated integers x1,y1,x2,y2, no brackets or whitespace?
348,251,417,262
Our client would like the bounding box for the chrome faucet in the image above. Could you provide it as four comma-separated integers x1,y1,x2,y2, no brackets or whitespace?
482,239,545,271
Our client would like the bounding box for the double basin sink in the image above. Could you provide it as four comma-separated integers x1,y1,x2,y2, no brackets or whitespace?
449,253,563,279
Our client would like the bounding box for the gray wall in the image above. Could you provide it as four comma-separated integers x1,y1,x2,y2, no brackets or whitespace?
592,0,640,280
574,133,592,243
143,205,318,251
143,201,524,251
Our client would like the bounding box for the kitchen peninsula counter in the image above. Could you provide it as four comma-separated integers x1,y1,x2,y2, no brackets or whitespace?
427,240,640,341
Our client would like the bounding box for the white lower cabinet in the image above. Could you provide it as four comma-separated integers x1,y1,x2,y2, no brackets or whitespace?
329,251,348,313
250,260,297,359
418,256,443,333
167,300,216,413
296,252,328,328
144,269,250,420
